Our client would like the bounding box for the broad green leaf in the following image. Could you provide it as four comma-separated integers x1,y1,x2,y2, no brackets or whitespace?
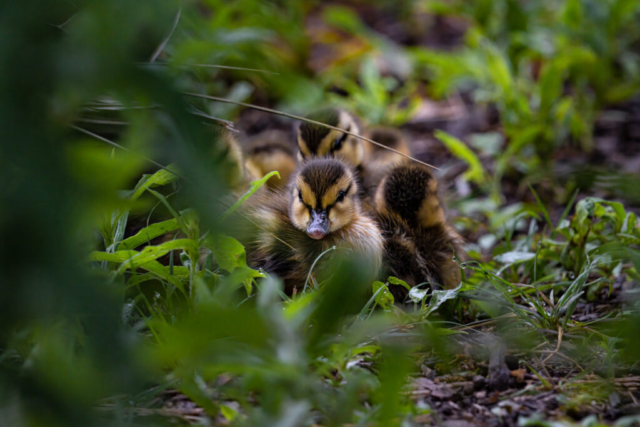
210,234,248,273
434,130,487,185
424,284,461,317
408,287,428,304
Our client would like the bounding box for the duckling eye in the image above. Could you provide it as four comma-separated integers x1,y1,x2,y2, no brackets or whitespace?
298,190,303,202
336,190,346,203
332,132,348,152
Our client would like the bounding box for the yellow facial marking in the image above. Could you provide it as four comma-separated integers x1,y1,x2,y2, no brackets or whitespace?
289,184,311,231
298,181,316,209
327,195,357,233
297,135,312,159
320,177,351,208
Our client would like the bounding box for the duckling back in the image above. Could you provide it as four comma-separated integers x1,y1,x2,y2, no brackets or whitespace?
375,164,465,301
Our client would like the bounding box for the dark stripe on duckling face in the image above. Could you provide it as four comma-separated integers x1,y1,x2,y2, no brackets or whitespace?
290,159,359,239
299,159,345,201
298,109,340,155
329,125,350,154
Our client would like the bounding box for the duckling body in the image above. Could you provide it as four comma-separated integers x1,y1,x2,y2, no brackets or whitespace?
244,130,297,190
297,109,413,209
374,164,465,301
240,158,384,294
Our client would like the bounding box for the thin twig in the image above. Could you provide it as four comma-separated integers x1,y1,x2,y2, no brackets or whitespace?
534,350,583,371
70,125,184,179
182,92,440,171
76,118,129,126
150,8,182,63
189,108,237,131
145,62,279,75
452,312,517,331
542,326,564,364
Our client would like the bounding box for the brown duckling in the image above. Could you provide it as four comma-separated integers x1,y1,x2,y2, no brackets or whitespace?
374,163,465,302
239,158,384,294
244,130,298,190
297,109,413,204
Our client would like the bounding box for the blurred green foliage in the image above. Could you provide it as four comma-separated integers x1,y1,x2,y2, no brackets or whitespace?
416,0,640,197
1,0,640,426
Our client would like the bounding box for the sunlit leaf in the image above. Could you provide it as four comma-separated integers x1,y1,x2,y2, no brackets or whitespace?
434,130,487,185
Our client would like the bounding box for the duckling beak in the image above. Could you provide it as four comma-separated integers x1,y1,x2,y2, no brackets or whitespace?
307,210,329,240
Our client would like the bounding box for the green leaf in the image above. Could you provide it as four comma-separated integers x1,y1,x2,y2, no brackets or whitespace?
126,165,180,201
219,171,280,222
146,188,183,226
528,183,553,230
408,287,428,304
322,5,366,35
90,250,186,293
114,239,198,276
117,218,181,251
372,281,394,310
387,276,411,291
210,234,248,273
424,284,461,317
434,130,487,185
109,210,130,253
220,404,238,421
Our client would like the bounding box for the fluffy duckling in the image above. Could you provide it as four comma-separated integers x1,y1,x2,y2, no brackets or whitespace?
240,158,384,294
244,130,297,190
297,109,413,203
374,164,465,301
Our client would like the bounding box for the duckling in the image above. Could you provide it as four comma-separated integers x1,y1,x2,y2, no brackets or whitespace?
374,163,465,302
244,130,297,190
296,109,413,204
239,158,384,294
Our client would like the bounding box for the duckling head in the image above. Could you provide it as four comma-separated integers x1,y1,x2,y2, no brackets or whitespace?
289,158,360,240
375,164,444,228
297,109,363,168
